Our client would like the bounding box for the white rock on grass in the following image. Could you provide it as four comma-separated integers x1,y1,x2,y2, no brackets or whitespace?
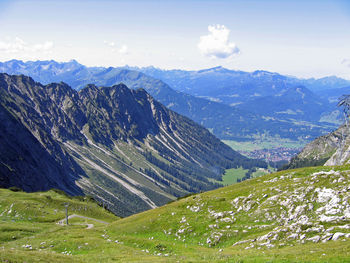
321,233,333,242
306,235,321,243
220,217,233,223
319,214,343,223
257,232,273,242
332,232,345,241
189,206,201,213
287,233,298,240
232,239,253,246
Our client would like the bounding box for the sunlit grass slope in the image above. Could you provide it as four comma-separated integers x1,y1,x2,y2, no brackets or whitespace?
106,165,350,262
2,165,350,262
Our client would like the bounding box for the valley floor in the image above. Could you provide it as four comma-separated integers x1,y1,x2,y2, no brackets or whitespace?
223,138,306,162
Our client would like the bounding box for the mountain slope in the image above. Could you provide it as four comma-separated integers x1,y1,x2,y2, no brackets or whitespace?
238,86,332,122
283,123,350,169
2,165,350,262
0,73,263,217
139,66,350,105
0,60,338,143
0,76,84,195
140,66,342,126
105,165,350,261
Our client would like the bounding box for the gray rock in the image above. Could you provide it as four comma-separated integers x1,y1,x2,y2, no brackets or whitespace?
332,232,345,241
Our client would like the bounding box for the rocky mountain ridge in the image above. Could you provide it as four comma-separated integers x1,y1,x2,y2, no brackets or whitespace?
284,124,350,169
0,59,340,144
0,73,263,216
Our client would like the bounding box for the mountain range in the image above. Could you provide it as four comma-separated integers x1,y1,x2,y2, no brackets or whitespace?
138,65,350,105
0,60,345,146
1,64,350,262
138,66,348,125
0,73,266,217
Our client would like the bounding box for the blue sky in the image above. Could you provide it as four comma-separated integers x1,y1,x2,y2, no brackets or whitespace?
0,0,349,79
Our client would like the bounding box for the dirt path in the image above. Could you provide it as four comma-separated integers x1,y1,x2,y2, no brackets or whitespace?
57,214,109,229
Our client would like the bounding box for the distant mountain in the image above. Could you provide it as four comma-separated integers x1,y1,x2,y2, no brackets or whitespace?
138,66,350,103
139,66,346,124
298,76,350,92
238,86,332,122
317,86,350,104
0,73,265,217
0,60,339,143
139,66,293,105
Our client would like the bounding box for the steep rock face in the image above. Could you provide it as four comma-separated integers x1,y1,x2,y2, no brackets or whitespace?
0,73,262,216
325,125,350,166
78,84,160,144
284,124,349,169
0,75,84,195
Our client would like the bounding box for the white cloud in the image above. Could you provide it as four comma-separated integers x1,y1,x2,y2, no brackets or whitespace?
103,41,128,55
0,37,54,54
198,24,239,59
0,37,26,53
33,41,54,52
342,59,350,68
103,40,115,47
118,44,128,55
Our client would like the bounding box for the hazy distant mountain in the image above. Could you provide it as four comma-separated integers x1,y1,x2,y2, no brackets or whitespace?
138,67,293,104
316,86,350,104
0,73,265,216
298,76,350,92
138,65,346,130
0,60,341,143
238,86,333,122
138,65,350,101
138,66,347,122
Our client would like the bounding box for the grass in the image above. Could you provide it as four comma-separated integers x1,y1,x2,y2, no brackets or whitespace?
222,167,270,186
222,167,248,185
252,167,270,178
104,164,350,262
2,165,350,262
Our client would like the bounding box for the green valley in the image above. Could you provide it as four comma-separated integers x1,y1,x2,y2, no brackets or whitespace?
0,1,348,262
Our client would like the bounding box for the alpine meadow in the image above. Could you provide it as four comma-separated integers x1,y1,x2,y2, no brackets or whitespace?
1,1,350,262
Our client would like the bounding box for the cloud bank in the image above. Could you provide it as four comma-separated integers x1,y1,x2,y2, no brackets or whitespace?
104,41,128,55
118,44,128,55
0,37,53,54
342,59,350,68
198,24,239,59
103,40,115,47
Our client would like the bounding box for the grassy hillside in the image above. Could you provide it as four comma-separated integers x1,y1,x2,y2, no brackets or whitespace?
2,165,350,262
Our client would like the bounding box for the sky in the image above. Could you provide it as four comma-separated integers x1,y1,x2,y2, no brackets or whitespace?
0,0,350,79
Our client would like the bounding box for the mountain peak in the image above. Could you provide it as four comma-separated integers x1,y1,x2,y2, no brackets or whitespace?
251,70,280,77
1,73,257,216
197,66,227,73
